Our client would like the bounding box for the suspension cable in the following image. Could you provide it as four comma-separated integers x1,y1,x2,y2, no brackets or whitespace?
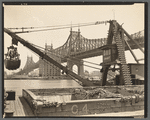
24,44,116,79
10,20,109,34
26,45,78,75
7,21,96,30
24,39,118,78
31,43,102,67
32,44,115,78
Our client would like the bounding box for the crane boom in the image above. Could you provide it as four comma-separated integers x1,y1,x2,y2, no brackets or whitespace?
4,28,94,86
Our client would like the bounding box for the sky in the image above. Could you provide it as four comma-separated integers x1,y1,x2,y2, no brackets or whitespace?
4,3,144,74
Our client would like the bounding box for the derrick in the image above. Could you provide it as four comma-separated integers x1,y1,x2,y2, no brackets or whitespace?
100,20,144,86
4,28,94,86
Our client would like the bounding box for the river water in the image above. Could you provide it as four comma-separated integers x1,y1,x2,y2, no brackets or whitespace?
4,79,82,96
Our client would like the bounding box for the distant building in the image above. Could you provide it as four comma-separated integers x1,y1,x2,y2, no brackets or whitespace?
28,68,39,77
90,71,101,77
39,44,61,77
84,70,90,78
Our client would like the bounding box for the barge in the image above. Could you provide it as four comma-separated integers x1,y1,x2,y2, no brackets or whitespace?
4,85,144,117
23,85,144,116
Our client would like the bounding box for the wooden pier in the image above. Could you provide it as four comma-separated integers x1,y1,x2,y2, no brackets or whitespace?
4,96,34,117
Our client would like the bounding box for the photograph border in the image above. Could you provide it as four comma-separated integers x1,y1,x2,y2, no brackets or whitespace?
1,1,149,119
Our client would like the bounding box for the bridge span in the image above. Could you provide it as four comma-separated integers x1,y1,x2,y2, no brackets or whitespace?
17,29,144,76
53,29,144,62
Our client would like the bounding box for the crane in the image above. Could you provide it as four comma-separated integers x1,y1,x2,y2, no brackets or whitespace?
4,28,94,86
4,20,144,86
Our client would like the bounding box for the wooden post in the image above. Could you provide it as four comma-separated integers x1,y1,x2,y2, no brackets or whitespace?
4,110,14,118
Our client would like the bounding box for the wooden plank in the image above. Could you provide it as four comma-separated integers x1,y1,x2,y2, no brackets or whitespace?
17,97,28,116
12,100,18,116
4,101,15,116
14,99,22,116
14,96,24,116
9,101,14,109
16,96,26,116
12,101,17,116
18,97,34,116
5,101,11,110
9,101,15,114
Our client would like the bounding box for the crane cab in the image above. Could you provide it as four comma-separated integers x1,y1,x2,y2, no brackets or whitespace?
101,44,118,64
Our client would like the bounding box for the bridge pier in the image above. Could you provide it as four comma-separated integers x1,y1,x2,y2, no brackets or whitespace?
67,58,84,77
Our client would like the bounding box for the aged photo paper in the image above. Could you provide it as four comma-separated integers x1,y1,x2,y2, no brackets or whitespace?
3,2,145,118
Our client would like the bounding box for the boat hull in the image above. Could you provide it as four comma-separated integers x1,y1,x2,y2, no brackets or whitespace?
22,85,144,116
